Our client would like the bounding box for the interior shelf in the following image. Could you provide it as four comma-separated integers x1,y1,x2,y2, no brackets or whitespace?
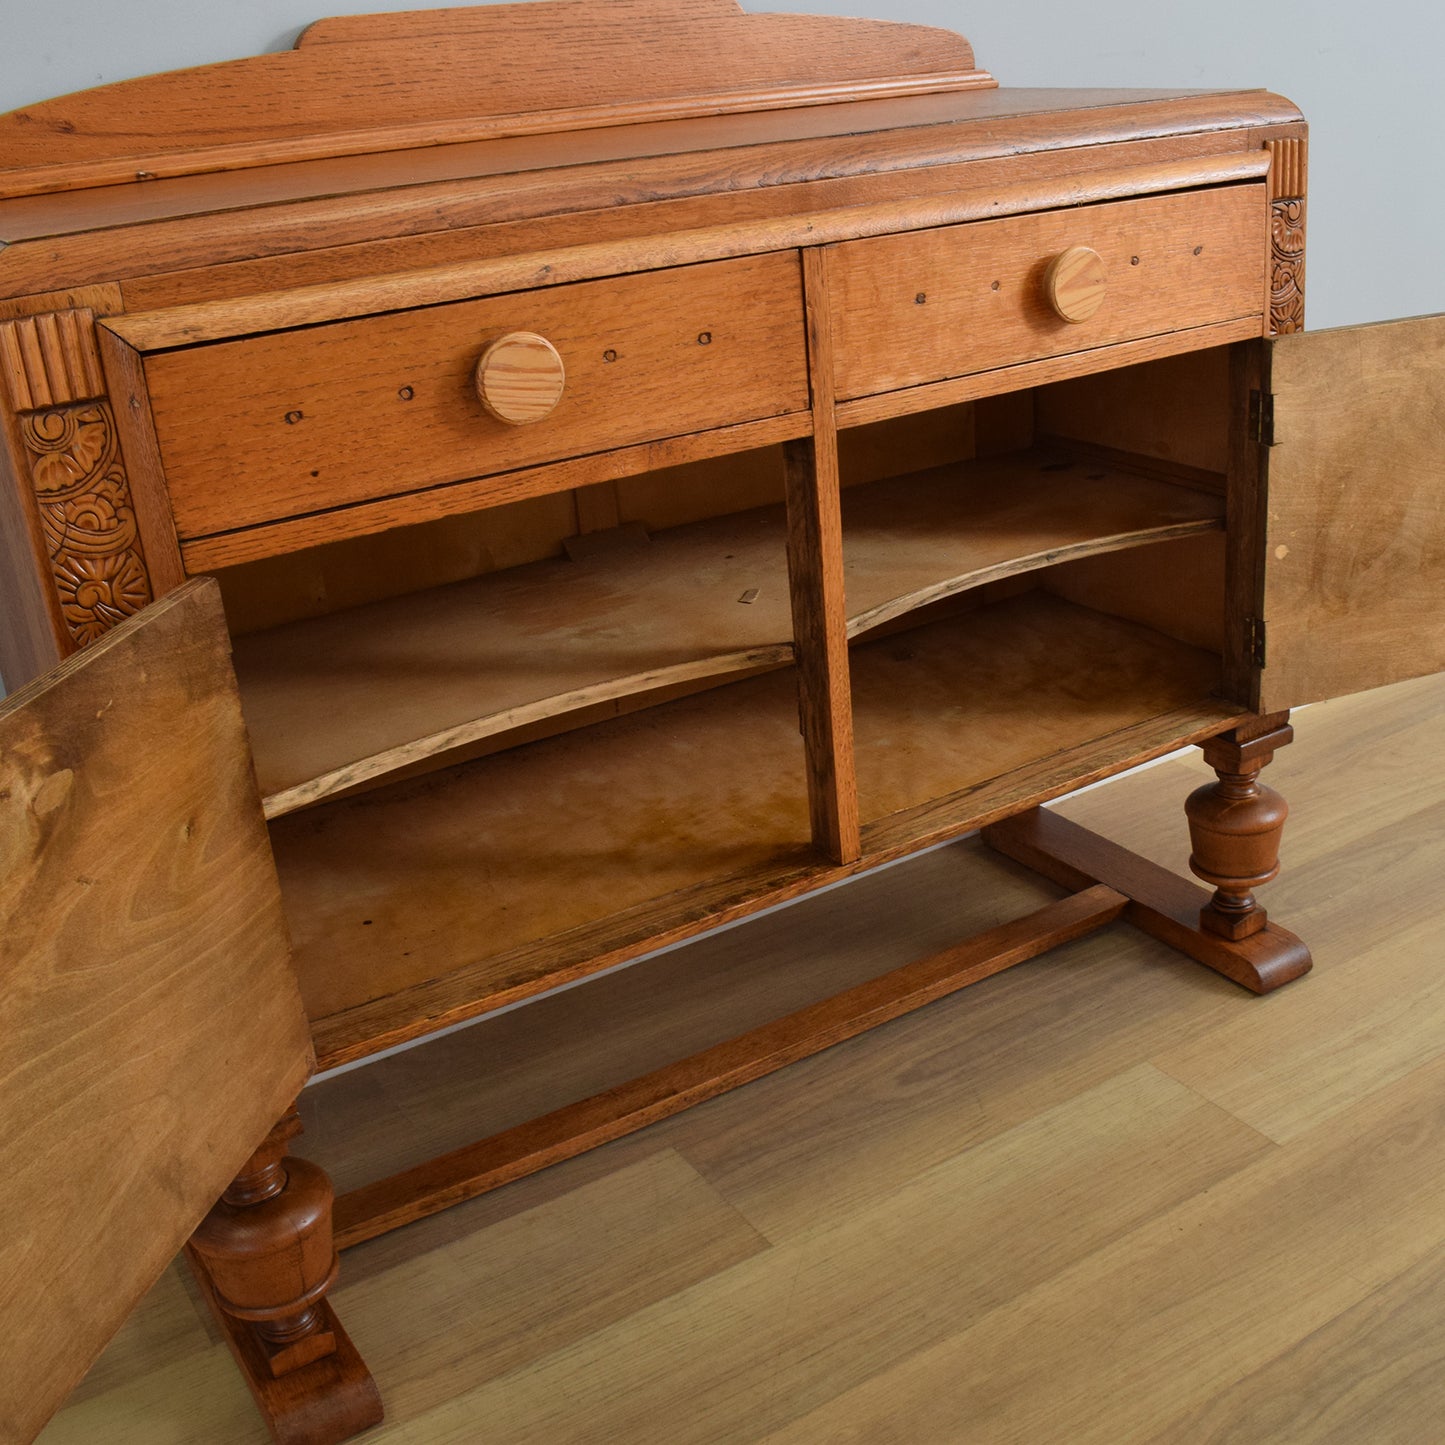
235,507,795,818
840,449,1222,639
269,663,817,1058
271,585,1230,1070
237,446,1221,819
851,589,1224,824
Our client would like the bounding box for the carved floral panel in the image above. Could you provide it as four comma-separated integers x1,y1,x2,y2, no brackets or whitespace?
19,400,153,645
1269,198,1306,336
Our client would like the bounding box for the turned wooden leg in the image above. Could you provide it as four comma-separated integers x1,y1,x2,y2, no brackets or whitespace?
1186,714,1294,941
981,713,1312,995
187,1107,383,1445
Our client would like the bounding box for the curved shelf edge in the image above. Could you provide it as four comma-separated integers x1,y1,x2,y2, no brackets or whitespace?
844,516,1223,642
260,642,795,820
302,682,1240,1072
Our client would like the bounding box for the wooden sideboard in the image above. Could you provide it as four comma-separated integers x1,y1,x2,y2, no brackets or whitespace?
2,3,1442,1440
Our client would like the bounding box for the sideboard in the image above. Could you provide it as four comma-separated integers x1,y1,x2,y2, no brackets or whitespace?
2,2,1442,1440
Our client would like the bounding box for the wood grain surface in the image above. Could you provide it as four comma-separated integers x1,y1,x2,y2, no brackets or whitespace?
76,127,1266,318
1042,530,1228,653
41,672,1445,1445
0,0,989,198
267,586,1227,1066
840,448,1222,637
1042,244,1108,322
473,332,567,426
1035,342,1232,479
0,580,311,1445
269,661,817,1035
235,503,797,817
0,97,1300,310
330,885,1128,1248
304,692,1241,1074
835,315,1263,429
985,807,1312,994
849,591,1222,821
141,253,807,540
93,328,188,596
1260,312,1445,711
205,407,968,639
103,154,1271,354
182,414,807,571
827,184,1267,400
234,447,1221,816
0,18,1356,1440
0,88,1293,244
784,248,859,863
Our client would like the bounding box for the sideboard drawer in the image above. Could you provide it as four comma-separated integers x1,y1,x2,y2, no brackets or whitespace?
827,187,1266,401
143,252,809,540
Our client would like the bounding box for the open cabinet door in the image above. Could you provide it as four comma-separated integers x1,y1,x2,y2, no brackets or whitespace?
0,579,313,1443
1259,313,1445,713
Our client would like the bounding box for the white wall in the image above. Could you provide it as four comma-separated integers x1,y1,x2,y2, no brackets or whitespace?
2,0,1442,329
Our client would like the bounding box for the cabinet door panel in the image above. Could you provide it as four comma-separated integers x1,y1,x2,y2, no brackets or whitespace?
1260,313,1445,712
0,579,311,1444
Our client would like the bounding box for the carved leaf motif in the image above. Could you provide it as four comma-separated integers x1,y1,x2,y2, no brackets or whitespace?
54,550,153,645
17,399,153,646
48,468,140,558
1269,197,1306,336
31,449,89,493
23,405,114,498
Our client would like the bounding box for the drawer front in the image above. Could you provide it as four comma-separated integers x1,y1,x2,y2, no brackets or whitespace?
144,253,808,540
827,187,1266,401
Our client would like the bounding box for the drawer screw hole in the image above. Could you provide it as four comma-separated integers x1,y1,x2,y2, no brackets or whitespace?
915,292,927,305
697,331,712,345
1193,245,1204,255
1130,256,1140,266
603,349,617,362
990,281,1001,292
284,410,303,424
310,469,319,478
397,385,414,400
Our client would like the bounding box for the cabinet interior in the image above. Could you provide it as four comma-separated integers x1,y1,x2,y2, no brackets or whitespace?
213,342,1242,1066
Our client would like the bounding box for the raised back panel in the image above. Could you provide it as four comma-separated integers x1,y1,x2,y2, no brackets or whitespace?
296,0,745,42
0,579,311,1443
0,0,992,199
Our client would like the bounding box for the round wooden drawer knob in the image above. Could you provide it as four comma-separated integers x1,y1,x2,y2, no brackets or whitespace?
1042,246,1107,323
474,332,566,424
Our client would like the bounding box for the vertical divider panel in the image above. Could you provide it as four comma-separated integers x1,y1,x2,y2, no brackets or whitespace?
784,247,862,863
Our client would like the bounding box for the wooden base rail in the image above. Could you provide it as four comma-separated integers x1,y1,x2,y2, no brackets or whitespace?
982,808,1313,994
332,884,1128,1250
330,770,1313,1252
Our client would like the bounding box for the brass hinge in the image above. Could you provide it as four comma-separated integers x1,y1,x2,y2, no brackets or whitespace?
1249,389,1277,446
1246,616,1267,669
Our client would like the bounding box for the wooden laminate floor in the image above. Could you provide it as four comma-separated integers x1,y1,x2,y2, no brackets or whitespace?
43,671,1445,1444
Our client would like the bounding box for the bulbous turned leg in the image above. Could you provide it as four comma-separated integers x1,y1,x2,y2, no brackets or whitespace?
190,1107,340,1376
188,1106,382,1444
1186,714,1294,941
982,710,1310,995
